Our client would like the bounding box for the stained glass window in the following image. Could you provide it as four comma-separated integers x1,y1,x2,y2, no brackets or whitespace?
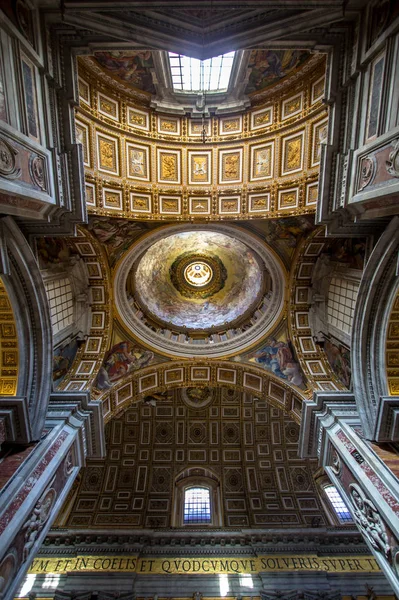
168,52,235,92
325,485,353,523
183,487,211,524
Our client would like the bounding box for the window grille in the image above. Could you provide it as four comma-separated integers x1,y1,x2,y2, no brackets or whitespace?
325,485,353,523
45,277,74,334
183,487,211,524
327,277,359,335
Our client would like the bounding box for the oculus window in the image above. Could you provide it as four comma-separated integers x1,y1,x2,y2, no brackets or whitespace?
169,52,235,92
183,487,211,524
325,485,353,523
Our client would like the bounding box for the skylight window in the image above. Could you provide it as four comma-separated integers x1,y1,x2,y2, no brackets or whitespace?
169,52,235,92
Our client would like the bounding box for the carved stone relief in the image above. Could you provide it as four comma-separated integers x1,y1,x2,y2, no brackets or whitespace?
0,137,21,180
358,156,376,191
29,155,47,191
386,139,399,178
349,483,390,559
22,486,57,562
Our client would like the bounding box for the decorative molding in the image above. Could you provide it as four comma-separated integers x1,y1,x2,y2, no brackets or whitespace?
0,137,21,180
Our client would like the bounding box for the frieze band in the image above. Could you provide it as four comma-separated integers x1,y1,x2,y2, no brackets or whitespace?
29,554,380,575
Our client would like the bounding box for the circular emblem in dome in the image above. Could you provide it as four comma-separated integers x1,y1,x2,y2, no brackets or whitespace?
184,261,213,287
169,251,227,300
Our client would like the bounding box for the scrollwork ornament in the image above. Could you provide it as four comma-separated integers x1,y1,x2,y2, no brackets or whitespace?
0,137,21,180
29,155,47,191
350,483,391,559
358,156,375,191
386,139,399,178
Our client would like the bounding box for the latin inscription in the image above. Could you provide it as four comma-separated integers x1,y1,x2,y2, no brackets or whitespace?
30,555,380,575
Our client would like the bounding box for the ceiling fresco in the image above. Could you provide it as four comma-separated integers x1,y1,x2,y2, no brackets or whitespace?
90,48,313,99
245,50,311,95
93,51,156,94
245,334,305,389
129,231,266,331
95,341,155,391
87,216,157,266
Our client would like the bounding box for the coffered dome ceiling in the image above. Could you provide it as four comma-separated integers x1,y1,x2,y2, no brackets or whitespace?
114,224,286,358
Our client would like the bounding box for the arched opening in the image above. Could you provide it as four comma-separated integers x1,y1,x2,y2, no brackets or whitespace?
183,486,211,525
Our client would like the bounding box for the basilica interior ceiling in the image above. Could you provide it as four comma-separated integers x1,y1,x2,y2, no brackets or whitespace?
58,387,326,530
39,39,367,532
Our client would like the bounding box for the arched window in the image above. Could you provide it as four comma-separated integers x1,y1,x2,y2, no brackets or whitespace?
172,468,223,527
324,485,353,524
183,487,211,524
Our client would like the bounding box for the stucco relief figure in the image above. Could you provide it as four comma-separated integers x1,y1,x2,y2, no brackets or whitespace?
22,488,56,562
350,484,391,559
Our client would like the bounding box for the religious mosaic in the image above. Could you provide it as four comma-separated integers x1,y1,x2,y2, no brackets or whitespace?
326,238,366,270
245,50,310,94
53,339,79,387
324,339,351,388
36,237,74,268
246,336,306,389
87,216,152,264
95,341,154,390
93,51,155,93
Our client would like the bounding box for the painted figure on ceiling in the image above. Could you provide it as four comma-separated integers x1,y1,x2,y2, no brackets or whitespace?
250,337,305,388
95,341,154,390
